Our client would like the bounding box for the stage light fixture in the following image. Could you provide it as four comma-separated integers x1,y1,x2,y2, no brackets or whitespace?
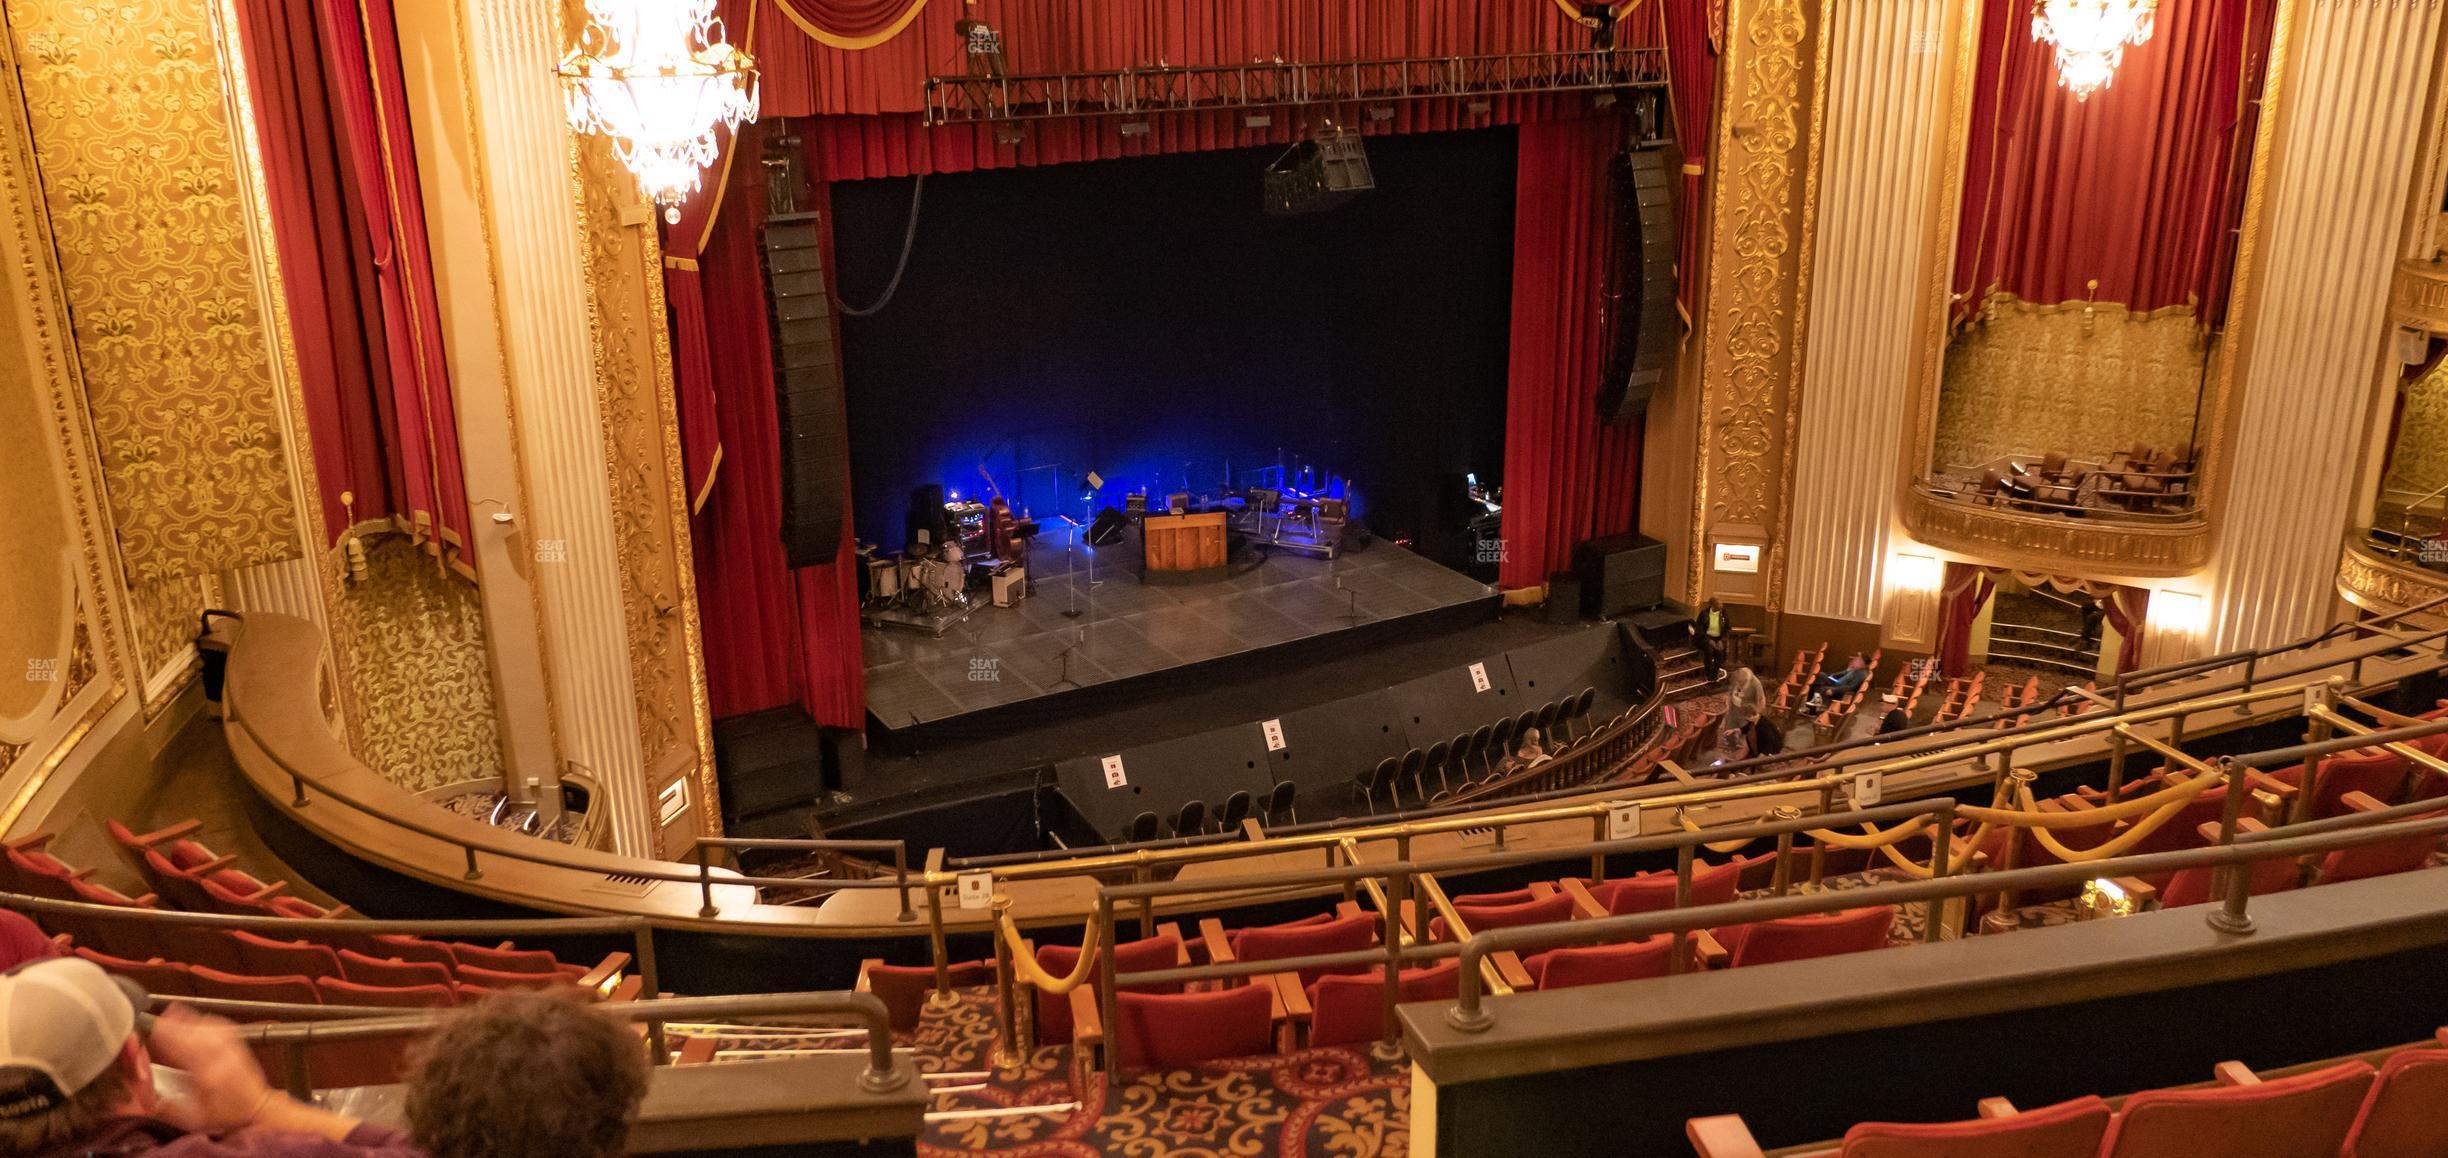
1365,105,1394,122
1120,120,1152,137
1244,113,1273,128
1264,123,1373,215
994,123,1025,146
1466,99,1492,115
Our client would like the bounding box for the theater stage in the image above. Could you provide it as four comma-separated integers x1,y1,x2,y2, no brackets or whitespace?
860,529,1498,747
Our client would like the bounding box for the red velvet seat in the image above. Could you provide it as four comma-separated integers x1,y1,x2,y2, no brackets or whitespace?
1110,984,1275,1070
2159,855,2300,909
305,979,452,1088
1305,961,1460,1049
1525,936,1677,990
2271,748,2412,819
2100,1060,2375,1158
6,844,90,903
1583,856,1760,916
2343,1048,2448,1158
72,947,195,997
229,931,343,980
191,873,286,917
453,963,574,993
1426,891,1576,942
337,948,454,990
149,924,249,974
50,879,157,960
2315,826,2443,884
188,966,321,1012
1714,906,1894,968
450,940,568,976
313,976,457,1009
369,934,462,972
1227,912,1379,985
1830,1096,2112,1157
1034,932,1184,1045
857,958,995,1032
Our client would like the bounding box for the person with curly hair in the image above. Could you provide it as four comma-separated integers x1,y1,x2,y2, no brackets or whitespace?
401,992,648,1158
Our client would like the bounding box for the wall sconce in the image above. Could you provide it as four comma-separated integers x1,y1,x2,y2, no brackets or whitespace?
2080,877,2138,920
1890,552,1944,594
2150,589,2209,636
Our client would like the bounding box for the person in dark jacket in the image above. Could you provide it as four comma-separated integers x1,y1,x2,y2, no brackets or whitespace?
0,958,415,1157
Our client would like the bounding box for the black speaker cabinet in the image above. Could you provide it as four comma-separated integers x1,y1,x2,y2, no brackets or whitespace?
1544,571,1586,625
1087,506,1129,547
1601,148,1679,425
762,213,849,568
1574,533,1668,619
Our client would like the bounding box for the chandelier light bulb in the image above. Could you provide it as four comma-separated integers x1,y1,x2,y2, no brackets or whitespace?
558,0,759,220
2031,0,2157,101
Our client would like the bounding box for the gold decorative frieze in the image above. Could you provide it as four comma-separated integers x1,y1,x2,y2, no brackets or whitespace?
2390,257,2448,334
2338,533,2448,616
4,0,301,582
1900,489,2213,578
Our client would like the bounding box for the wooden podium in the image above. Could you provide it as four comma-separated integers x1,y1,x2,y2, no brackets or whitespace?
1141,512,1228,584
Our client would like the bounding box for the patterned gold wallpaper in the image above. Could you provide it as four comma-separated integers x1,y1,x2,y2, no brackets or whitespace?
128,575,209,682
1934,296,2210,472
337,535,504,794
2385,359,2448,504
4,0,300,584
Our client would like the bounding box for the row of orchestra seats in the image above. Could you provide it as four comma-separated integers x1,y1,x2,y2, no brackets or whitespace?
1350,688,1603,813
1689,1031,2448,1158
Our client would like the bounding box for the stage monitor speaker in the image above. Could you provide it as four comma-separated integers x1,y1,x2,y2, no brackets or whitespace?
905,483,950,548
1087,506,1128,547
1574,533,1668,619
1600,149,1679,425
1543,571,1585,625
763,212,849,568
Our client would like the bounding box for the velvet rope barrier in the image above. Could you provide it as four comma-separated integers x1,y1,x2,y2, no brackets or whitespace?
995,911,1104,994
1877,824,1994,878
1952,770,2220,828
2017,779,2216,863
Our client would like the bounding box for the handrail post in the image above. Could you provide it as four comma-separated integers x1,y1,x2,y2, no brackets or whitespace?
2106,729,2129,804
284,1042,312,1100
990,894,1023,1063
1097,897,1121,1079
1922,803,1956,943
1983,769,2035,933
1446,939,1492,1033
291,773,308,809
2206,833,2258,935
462,845,482,882
925,866,951,1002
893,844,915,923
1669,841,1694,974
1768,806,1799,896
1588,813,1607,885
2290,687,2337,828
1382,868,1411,1042
2236,655,2259,716
697,843,719,919
633,922,666,1063
1809,781,1836,887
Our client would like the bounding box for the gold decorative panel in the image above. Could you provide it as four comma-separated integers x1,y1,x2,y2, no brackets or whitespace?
1900,489,2214,578
3,0,300,582
335,535,505,794
2337,534,2448,616
128,575,209,686
572,135,715,839
1688,0,1827,610
2384,353,2448,504
1933,297,2210,471
2391,257,2448,334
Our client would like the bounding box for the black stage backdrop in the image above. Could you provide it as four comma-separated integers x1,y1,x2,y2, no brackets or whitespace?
830,127,1517,557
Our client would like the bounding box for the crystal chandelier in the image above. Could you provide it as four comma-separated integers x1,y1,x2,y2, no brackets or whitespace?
2031,0,2156,101
559,0,759,223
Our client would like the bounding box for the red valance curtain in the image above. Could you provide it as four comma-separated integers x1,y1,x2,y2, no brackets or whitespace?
1498,116,1642,590
1953,0,2276,325
2102,585,2151,675
1658,0,1714,320
236,0,472,573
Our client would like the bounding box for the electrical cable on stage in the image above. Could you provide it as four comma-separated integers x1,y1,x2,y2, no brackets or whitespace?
839,173,926,317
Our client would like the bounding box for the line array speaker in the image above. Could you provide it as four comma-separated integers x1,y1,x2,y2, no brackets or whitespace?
1600,148,1679,425
762,212,849,568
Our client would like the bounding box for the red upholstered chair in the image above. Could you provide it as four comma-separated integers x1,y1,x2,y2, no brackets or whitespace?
1304,961,1461,1050
191,872,290,917
2124,819,2301,909
306,979,454,1088
449,940,566,975
1583,856,1760,916
312,976,456,1009
147,924,248,975
188,966,321,1012
1212,911,1379,986
2271,748,2414,820
856,958,995,1032
2343,1048,2448,1158
228,931,342,981
2310,794,2445,885
49,879,158,961
1687,1095,2112,1158
5,843,94,904
369,935,462,972
1525,935,1677,991
1426,890,1576,942
1105,984,1276,1070
1033,929,1185,1045
72,947,195,997
453,963,575,993
337,949,454,990
2101,1060,2375,1158
1710,906,1894,969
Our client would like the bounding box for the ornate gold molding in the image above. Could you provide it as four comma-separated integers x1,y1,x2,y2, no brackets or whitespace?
2390,257,2448,333
1688,0,1826,609
1900,489,2213,578
2337,533,2448,616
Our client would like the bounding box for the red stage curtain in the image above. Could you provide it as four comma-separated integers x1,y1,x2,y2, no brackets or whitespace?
1498,116,1642,590
235,0,473,572
1953,0,2276,323
2104,586,2151,675
1936,563,1997,679
1658,0,1714,319
666,0,764,515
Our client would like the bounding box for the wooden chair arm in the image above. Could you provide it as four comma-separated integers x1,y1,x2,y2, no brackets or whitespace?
2342,791,2390,815
317,904,357,919
1693,929,1732,969
1265,972,1312,1022
601,975,645,1004
2215,1061,2263,1086
1559,877,1609,920
855,958,882,993
576,952,633,994
1685,1114,1769,1158
123,819,203,849
1526,881,1557,900
675,1037,719,1065
239,880,289,903
1159,922,1189,967
1335,900,1364,920
4,832,53,853
2110,877,2159,908
1493,951,1535,992
188,853,242,878
1068,986,1103,1055
1976,1097,2020,1119
1198,919,1235,966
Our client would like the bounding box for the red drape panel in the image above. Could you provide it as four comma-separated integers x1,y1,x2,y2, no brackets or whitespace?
1953,0,2275,323
2104,586,2150,675
235,0,472,570
665,0,763,514
1498,116,1641,590
1659,0,1713,320
1936,564,1997,679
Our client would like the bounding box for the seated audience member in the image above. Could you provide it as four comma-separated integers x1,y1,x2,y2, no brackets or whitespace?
1721,667,1766,734
0,958,412,1156
403,992,649,1158
1501,729,1551,774
1875,695,1910,735
1805,653,1870,713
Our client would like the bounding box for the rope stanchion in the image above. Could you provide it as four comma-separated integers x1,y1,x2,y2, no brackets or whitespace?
1954,768,2218,828
1877,823,1993,879
1805,814,1942,850
995,911,1103,995
2018,781,2206,863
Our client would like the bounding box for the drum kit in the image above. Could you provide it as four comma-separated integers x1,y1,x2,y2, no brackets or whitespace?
887,538,969,615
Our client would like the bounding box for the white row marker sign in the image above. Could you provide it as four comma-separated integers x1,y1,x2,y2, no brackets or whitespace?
1101,754,1128,789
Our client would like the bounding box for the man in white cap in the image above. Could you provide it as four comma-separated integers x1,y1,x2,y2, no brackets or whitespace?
0,957,413,1156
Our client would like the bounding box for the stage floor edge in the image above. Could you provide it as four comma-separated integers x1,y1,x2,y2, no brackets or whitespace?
860,537,1499,750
